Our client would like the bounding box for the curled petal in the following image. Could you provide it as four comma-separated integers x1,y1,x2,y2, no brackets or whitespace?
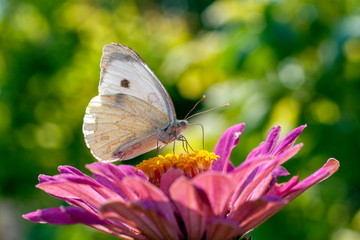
284,158,340,201
268,166,290,191
267,176,299,197
272,166,290,179
212,123,245,172
38,174,55,183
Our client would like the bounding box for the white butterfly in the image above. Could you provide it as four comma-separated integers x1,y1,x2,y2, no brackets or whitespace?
83,43,188,162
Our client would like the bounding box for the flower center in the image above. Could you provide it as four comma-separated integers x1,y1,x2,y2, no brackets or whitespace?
135,150,219,185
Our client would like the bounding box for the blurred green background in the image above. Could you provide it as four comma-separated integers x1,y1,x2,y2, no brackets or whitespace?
1,0,359,239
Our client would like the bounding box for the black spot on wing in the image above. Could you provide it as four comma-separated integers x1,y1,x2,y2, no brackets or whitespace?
109,52,136,62
121,79,130,88
107,44,146,64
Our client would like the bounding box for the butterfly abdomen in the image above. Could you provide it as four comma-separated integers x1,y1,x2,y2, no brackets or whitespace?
112,134,159,161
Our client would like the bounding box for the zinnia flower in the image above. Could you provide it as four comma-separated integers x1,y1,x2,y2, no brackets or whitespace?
23,123,339,240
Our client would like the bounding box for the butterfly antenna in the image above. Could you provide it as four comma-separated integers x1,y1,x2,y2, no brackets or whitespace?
184,95,206,120
185,103,230,120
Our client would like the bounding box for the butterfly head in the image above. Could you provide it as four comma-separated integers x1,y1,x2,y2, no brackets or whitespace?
158,119,188,144
174,119,188,134
169,119,188,138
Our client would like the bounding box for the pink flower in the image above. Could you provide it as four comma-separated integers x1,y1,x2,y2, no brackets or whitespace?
23,123,339,240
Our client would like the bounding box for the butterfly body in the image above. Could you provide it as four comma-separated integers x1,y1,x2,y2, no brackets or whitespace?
83,43,188,162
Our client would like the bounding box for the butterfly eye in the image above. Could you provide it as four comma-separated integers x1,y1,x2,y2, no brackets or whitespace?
179,120,187,127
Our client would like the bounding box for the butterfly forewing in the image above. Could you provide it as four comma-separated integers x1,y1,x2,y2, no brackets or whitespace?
99,43,176,122
83,94,169,162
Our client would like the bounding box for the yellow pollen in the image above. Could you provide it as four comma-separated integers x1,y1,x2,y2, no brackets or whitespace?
135,150,219,185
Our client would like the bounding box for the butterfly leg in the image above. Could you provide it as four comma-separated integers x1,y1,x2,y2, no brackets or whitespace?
177,135,194,153
156,138,161,156
172,140,176,154
181,138,187,153
185,137,195,152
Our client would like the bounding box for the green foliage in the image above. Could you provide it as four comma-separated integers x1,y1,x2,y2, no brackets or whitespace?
1,0,359,239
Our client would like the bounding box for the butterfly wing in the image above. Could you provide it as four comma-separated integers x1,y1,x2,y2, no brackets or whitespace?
83,94,169,162
99,43,176,122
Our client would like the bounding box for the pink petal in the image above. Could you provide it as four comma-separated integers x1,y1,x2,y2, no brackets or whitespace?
212,123,245,172
169,176,213,240
283,158,340,201
100,200,179,240
268,166,290,191
22,206,104,225
86,162,145,200
247,174,273,201
231,156,272,189
38,175,103,214
229,156,272,207
37,174,118,209
123,177,180,233
26,205,140,240
206,218,245,240
232,143,303,208
229,196,288,233
267,176,299,197
86,162,147,181
192,173,235,216
272,166,290,178
38,174,55,183
230,159,339,233
40,166,90,184
272,125,306,156
58,165,88,176
159,168,184,197
246,126,281,160
262,126,281,154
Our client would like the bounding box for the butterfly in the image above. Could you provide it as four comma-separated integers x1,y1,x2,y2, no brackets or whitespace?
82,43,188,162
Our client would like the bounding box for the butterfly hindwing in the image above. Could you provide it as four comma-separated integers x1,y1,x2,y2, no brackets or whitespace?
83,94,169,161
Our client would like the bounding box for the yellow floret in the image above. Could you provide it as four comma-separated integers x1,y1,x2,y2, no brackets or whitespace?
135,150,219,185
